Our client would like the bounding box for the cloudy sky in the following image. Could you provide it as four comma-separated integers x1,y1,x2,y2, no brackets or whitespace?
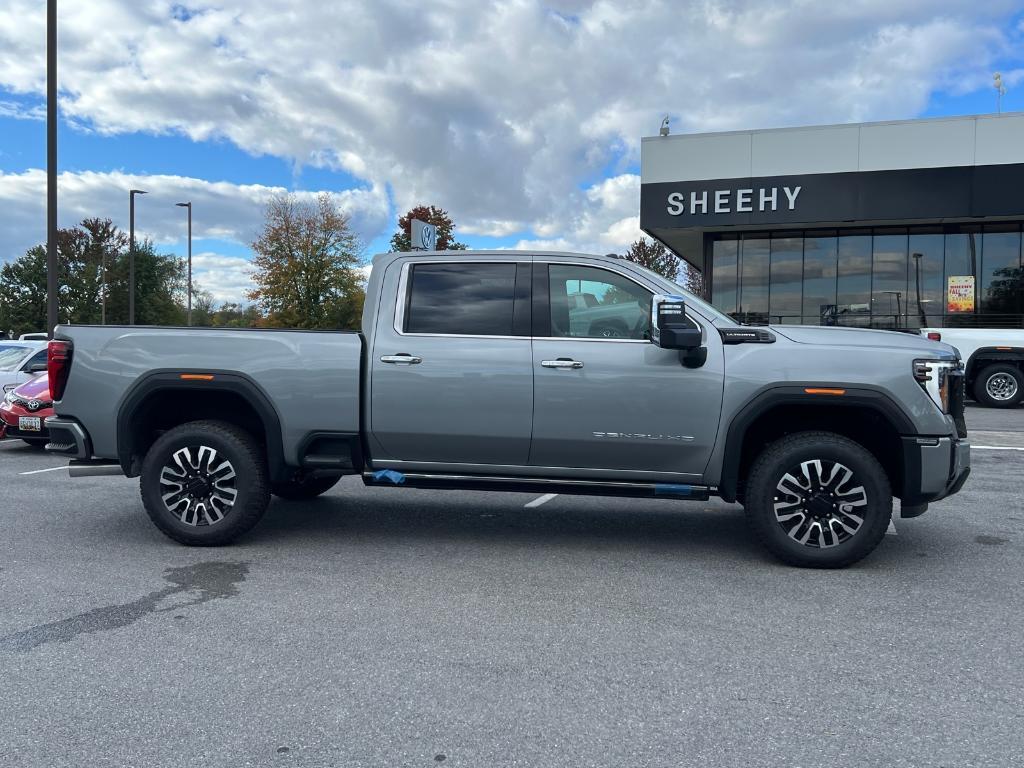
1,0,1022,302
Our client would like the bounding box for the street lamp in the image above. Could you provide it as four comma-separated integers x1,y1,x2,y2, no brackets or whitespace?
46,0,57,339
912,252,927,327
176,201,192,326
129,189,147,325
994,72,1007,114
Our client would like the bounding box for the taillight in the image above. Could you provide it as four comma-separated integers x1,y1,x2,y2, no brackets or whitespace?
48,340,72,401
926,332,942,341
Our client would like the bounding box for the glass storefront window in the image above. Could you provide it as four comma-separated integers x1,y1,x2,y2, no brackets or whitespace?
769,234,803,324
738,236,769,324
707,224,1023,330
802,233,837,325
980,225,1022,317
836,233,872,327
711,236,738,316
908,229,944,329
871,230,909,329
943,228,981,324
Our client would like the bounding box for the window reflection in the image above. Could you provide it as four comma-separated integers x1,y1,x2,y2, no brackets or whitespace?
803,233,837,325
836,234,872,327
738,236,769,324
980,225,1022,316
711,237,738,316
769,234,803,324
708,225,1022,329
871,231,908,329
406,263,517,335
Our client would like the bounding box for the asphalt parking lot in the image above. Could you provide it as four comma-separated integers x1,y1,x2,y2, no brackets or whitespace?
1,406,1022,767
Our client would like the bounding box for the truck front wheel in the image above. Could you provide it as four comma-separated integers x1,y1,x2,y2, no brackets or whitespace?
744,431,892,568
973,363,1023,408
140,420,270,546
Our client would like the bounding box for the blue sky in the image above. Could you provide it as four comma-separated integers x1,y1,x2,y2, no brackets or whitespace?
1,1,1022,303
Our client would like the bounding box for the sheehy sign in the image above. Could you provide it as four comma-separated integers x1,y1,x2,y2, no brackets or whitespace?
666,186,802,216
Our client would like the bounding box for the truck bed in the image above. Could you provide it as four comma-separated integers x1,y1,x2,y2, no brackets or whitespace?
54,325,363,467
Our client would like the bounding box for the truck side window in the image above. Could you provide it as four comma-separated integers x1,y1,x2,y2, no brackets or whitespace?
405,263,517,336
22,350,48,371
548,265,653,340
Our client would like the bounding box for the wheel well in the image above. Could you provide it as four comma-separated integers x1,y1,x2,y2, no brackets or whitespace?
119,386,282,479
726,403,903,503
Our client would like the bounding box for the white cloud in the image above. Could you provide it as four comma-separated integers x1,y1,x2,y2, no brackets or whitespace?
188,252,254,304
0,0,1021,249
0,167,389,258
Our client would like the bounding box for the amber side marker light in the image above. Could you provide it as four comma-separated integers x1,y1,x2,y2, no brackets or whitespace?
804,387,846,396
180,374,215,381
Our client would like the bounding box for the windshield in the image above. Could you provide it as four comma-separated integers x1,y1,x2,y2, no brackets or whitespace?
624,263,738,327
0,345,29,371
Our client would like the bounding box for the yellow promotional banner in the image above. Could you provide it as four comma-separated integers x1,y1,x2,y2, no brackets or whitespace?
946,275,975,313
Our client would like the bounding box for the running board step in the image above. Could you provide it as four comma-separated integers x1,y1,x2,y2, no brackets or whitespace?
362,470,711,500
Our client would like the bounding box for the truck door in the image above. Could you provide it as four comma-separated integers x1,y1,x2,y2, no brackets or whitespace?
529,261,724,479
369,259,534,466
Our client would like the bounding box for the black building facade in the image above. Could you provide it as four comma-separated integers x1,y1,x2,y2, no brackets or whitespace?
640,114,1024,329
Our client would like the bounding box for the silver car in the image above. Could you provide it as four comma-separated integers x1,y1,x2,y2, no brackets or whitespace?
0,341,49,393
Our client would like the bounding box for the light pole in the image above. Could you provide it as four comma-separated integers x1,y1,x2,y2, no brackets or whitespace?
912,252,927,327
46,0,57,338
176,201,192,325
994,72,1006,114
129,188,147,325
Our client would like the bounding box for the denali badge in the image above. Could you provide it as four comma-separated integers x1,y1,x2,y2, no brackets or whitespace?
593,432,695,441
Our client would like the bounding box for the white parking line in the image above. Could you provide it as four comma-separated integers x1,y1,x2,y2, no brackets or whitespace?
886,520,898,536
18,466,68,475
524,493,558,508
973,445,1024,451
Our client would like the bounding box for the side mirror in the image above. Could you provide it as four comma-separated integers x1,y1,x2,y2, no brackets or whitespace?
651,295,702,350
29,363,48,373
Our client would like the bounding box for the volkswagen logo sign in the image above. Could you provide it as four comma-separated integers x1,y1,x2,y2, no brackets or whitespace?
411,219,437,251
27,399,41,412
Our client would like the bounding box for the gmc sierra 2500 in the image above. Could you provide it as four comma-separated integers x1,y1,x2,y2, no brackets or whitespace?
45,251,970,567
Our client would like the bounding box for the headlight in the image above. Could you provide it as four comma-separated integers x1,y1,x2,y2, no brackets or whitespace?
2,389,15,404
914,359,960,413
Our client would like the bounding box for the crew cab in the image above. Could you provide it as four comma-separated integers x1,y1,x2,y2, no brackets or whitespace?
45,251,971,568
919,328,1024,408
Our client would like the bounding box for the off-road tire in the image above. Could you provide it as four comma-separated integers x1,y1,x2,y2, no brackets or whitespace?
140,420,270,546
272,474,342,500
744,431,892,568
972,363,1023,408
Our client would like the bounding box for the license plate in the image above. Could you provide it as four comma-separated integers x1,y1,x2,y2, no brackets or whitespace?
19,416,42,432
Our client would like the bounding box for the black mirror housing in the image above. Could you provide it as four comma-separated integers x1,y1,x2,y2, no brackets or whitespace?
651,296,703,350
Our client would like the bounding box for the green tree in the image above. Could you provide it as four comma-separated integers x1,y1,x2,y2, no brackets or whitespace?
0,219,185,335
622,237,680,281
248,193,365,329
389,204,467,252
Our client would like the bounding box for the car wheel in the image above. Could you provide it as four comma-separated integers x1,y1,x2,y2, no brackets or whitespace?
973,363,1023,408
744,431,892,568
272,474,342,500
140,420,270,546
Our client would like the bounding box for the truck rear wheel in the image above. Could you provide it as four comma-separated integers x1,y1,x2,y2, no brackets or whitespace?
973,363,1023,408
272,474,341,500
744,431,892,568
140,420,270,546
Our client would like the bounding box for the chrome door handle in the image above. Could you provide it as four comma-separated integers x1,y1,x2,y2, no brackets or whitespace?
380,354,422,365
541,359,584,369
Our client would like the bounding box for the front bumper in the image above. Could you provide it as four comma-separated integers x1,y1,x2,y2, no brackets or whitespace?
899,435,971,515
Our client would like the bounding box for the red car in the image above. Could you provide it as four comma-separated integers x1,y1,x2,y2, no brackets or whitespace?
1,373,53,449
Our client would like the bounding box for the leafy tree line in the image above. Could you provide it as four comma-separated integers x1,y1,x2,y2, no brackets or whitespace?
621,237,704,296
0,218,188,337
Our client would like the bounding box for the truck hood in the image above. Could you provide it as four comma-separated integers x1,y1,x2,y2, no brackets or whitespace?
769,325,958,359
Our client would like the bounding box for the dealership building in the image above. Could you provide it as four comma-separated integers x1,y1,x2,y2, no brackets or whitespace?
640,112,1024,329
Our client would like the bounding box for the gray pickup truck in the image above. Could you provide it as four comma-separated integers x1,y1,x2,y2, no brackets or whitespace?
45,250,970,567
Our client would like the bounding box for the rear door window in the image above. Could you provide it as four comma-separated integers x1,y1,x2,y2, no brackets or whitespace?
405,263,518,336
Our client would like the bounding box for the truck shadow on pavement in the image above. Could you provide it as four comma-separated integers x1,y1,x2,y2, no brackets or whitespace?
246,490,776,563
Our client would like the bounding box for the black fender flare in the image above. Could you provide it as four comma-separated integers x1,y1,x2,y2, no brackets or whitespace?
115,370,287,481
718,385,916,503
965,347,1024,381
